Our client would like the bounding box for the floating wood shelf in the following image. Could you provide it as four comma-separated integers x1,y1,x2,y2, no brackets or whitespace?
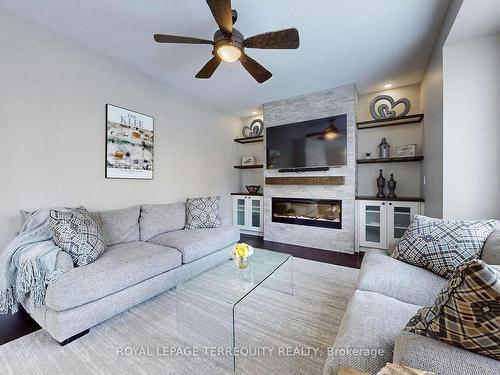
357,156,424,164
234,164,264,169
356,196,425,202
231,192,264,196
356,114,424,129
233,136,263,144
266,176,344,185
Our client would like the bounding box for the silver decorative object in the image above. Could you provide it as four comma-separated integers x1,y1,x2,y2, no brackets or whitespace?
378,137,391,159
242,119,264,137
369,95,411,120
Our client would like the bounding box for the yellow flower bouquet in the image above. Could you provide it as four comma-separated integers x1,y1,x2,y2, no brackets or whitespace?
232,243,254,269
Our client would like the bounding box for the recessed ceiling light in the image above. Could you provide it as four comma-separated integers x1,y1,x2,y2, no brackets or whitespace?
252,111,258,115
384,83,393,89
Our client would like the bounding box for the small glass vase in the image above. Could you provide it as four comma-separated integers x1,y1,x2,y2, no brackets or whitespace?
238,257,249,269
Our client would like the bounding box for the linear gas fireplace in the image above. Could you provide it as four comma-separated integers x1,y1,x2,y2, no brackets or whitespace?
272,197,342,229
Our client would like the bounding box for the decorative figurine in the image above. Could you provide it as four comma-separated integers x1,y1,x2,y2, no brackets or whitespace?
388,174,397,199
369,95,411,120
376,169,386,198
365,152,372,159
378,137,391,159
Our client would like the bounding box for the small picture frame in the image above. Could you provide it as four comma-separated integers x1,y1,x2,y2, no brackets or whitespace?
241,156,256,166
395,144,417,157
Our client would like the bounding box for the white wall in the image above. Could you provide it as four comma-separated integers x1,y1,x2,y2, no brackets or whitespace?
357,85,422,197
420,0,463,218
442,33,500,219
0,10,241,249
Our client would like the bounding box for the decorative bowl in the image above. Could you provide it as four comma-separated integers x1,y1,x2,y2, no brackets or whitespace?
245,185,261,194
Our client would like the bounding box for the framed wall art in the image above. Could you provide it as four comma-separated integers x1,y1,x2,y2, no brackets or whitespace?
105,104,154,179
395,144,417,157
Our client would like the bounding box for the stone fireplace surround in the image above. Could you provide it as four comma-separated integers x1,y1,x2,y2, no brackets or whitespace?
263,84,356,253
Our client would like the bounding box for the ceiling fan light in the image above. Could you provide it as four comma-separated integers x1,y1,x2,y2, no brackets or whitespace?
216,44,242,62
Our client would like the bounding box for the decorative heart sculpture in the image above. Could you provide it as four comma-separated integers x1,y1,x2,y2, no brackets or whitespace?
369,95,411,120
242,119,264,137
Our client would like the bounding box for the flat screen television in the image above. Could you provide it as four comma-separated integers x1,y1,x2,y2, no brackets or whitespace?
266,114,347,169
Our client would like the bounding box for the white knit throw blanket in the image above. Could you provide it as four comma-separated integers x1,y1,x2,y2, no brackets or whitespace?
0,209,66,314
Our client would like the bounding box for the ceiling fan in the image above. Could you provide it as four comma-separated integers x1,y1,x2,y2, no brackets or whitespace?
153,0,300,83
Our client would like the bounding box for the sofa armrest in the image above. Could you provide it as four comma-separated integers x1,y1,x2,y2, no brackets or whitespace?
394,331,500,375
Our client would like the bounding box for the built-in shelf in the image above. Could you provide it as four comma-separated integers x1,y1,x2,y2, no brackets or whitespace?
356,196,425,202
357,156,424,164
233,136,263,144
356,114,424,129
231,192,264,196
234,164,264,169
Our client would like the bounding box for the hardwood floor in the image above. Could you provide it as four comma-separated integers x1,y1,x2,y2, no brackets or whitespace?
0,305,40,346
0,237,363,346
240,234,364,269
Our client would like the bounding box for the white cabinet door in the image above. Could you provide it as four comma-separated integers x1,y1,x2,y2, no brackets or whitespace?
233,196,247,230
232,195,263,234
387,201,420,247
248,196,263,232
358,200,387,249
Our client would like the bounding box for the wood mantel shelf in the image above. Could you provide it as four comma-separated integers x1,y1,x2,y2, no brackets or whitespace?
265,176,344,185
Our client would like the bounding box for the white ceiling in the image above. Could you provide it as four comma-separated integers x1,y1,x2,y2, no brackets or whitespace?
0,0,451,117
446,0,500,45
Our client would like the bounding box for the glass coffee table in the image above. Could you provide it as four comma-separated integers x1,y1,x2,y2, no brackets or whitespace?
176,248,293,370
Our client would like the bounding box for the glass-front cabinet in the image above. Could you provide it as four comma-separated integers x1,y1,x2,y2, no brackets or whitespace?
232,195,263,234
357,200,423,250
387,202,420,247
358,201,387,249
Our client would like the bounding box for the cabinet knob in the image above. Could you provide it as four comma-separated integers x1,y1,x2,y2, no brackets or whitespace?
382,202,385,205
389,203,392,206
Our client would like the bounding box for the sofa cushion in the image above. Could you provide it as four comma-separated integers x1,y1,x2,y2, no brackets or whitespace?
392,215,497,278
405,260,500,360
148,226,239,263
49,207,106,267
323,290,421,375
45,241,181,311
357,250,446,306
481,223,500,265
394,331,500,375
139,203,185,241
93,206,140,246
185,196,221,229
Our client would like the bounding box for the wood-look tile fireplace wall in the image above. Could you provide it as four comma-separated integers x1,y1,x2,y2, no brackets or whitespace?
263,84,357,253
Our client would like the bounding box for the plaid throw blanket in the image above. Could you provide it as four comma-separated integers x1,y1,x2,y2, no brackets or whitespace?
0,209,66,314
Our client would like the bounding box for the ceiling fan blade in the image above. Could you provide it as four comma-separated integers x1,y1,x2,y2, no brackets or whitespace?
195,56,222,79
244,28,300,49
154,34,213,45
206,0,233,35
239,54,272,83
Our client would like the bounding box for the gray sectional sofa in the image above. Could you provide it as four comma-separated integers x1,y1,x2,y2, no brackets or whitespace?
21,203,240,344
324,224,500,375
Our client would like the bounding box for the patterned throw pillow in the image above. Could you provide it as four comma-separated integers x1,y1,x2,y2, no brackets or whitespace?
405,259,500,360
49,207,106,267
185,196,221,230
392,215,497,278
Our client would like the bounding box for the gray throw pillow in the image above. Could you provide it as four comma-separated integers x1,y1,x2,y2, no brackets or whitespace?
185,196,221,230
405,259,500,360
49,207,106,267
392,215,498,278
